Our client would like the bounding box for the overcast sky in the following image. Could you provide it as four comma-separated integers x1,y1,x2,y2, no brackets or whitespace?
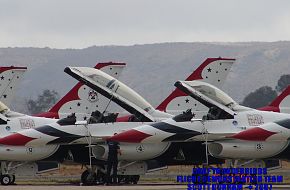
1,0,290,48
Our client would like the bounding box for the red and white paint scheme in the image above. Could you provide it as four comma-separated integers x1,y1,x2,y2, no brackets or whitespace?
1,59,290,184
0,58,237,186
0,62,127,185
109,80,290,160
259,85,290,114
0,102,59,160
64,66,173,122
0,58,237,162
3,80,290,161
65,58,236,122
0,58,234,185
35,62,126,120
0,66,27,106
156,58,235,115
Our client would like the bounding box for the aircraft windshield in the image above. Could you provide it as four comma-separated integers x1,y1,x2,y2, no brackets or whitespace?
183,81,236,108
66,66,156,122
0,101,9,113
0,101,24,117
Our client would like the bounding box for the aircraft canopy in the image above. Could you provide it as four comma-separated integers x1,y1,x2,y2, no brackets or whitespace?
65,66,155,122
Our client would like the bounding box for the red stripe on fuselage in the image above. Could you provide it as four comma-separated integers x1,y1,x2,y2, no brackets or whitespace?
0,133,36,146
230,127,277,141
107,129,152,143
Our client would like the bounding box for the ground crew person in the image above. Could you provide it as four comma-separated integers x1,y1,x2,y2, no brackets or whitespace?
106,140,121,185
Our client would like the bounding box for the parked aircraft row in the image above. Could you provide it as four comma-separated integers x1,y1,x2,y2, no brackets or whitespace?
0,58,289,186
0,58,232,185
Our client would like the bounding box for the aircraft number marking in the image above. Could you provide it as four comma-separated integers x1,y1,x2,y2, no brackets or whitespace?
19,119,35,129
247,114,264,126
26,147,33,154
136,145,145,153
256,143,263,151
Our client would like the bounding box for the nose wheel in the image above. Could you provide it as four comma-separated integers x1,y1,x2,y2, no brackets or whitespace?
81,170,97,186
1,175,11,186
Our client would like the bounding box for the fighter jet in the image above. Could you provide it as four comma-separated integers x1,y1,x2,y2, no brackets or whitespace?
0,57,236,146
0,62,126,185
0,58,235,185
3,59,290,185
109,80,290,163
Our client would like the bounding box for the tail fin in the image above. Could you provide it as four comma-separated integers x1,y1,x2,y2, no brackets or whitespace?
35,62,126,119
156,58,235,115
0,66,27,106
259,86,290,113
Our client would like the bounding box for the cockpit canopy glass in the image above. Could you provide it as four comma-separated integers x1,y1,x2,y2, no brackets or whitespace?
183,81,236,108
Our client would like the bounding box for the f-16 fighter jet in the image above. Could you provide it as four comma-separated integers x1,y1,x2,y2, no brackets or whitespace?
0,58,235,185
0,62,126,185
109,80,290,163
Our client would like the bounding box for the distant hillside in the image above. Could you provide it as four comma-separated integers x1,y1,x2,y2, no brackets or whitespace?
0,42,290,113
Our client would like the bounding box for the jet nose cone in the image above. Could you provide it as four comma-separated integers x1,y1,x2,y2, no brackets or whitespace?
108,129,152,143
0,133,35,146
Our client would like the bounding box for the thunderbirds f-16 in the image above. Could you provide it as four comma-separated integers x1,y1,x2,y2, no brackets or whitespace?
0,58,235,185
2,57,290,186
109,80,290,163
0,62,127,185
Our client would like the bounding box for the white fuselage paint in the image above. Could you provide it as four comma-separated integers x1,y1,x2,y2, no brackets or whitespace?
0,114,59,161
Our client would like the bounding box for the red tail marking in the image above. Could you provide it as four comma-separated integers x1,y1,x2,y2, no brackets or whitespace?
39,62,126,118
156,58,235,111
0,66,27,73
259,86,290,113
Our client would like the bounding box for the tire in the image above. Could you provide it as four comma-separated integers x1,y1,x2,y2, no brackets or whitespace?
81,170,96,186
1,175,11,186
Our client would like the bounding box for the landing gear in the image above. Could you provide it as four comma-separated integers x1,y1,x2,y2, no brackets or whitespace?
1,162,15,186
96,170,105,184
81,170,97,186
0,175,11,186
10,175,15,184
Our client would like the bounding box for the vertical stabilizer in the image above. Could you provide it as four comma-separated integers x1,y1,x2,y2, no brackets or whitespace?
35,62,126,119
156,58,235,115
259,86,290,114
0,66,27,106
